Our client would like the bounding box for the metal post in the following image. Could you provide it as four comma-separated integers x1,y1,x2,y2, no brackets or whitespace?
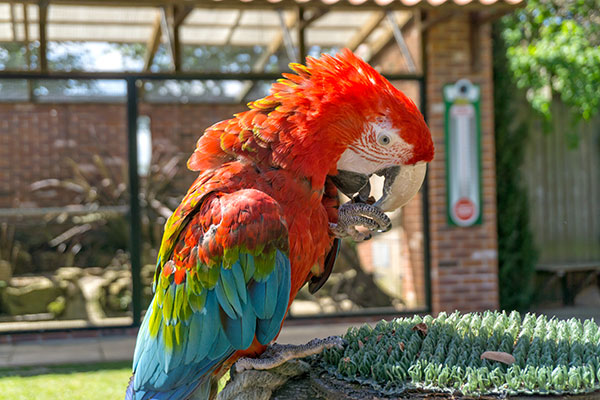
419,11,432,313
297,7,306,62
38,0,48,73
127,77,143,326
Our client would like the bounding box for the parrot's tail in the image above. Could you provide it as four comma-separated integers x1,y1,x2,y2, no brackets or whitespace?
124,374,135,400
124,373,213,400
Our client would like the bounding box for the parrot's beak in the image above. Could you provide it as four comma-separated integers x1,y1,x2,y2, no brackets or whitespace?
329,170,371,202
373,163,427,212
331,163,427,212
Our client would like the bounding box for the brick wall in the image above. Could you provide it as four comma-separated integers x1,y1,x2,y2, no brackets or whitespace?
425,12,500,313
0,102,242,209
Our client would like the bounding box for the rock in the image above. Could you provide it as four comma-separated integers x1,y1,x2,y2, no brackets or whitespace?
0,276,61,315
106,276,132,312
0,259,12,282
85,267,104,276
55,267,84,282
58,281,88,320
99,267,133,315
79,275,107,323
52,266,88,320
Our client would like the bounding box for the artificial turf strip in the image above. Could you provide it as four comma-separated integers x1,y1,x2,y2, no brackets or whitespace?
321,311,600,396
0,362,132,400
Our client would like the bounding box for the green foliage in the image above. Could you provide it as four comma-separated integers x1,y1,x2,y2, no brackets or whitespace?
493,25,538,311
501,0,600,122
322,311,600,396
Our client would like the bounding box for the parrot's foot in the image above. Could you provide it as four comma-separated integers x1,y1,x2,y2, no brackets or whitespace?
234,336,345,373
329,202,391,241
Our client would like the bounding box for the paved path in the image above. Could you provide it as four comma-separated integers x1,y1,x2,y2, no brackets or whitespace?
0,322,355,368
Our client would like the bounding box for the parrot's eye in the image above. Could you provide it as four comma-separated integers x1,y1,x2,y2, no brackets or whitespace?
377,134,392,146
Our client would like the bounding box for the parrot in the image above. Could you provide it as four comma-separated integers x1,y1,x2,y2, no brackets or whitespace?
126,49,434,400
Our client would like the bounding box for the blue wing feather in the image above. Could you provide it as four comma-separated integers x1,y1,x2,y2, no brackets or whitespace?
129,188,291,400
256,252,291,345
130,250,291,399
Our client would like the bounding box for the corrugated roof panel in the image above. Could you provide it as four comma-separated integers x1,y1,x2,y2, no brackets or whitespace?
27,5,38,20
306,27,359,46
229,26,280,46
203,0,523,5
25,23,39,41
48,6,156,24
186,9,240,25
0,23,11,42
238,9,282,26
0,4,9,17
0,0,523,47
48,25,153,43
180,26,231,45
312,11,372,27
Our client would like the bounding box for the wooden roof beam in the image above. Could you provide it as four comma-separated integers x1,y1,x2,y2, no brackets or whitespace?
223,10,242,46
160,5,193,72
235,8,328,103
234,11,298,103
9,2,18,41
143,11,162,71
23,4,31,68
365,12,412,64
346,11,385,52
0,0,527,12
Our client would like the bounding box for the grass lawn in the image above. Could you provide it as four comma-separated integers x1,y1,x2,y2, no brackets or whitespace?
0,361,132,400
0,362,229,400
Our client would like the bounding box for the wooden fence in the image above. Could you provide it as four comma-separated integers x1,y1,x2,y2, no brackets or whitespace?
522,103,600,268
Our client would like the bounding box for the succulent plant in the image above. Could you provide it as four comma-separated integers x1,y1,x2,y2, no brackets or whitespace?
321,311,600,396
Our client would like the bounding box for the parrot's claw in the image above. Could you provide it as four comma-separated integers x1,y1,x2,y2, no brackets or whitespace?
234,336,346,373
329,202,391,241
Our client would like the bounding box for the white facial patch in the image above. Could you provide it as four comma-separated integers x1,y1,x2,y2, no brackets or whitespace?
337,147,381,175
336,117,414,174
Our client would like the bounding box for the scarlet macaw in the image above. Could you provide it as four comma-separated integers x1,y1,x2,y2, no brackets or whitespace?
126,49,433,400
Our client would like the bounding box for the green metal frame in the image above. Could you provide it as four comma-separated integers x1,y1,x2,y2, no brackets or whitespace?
443,81,483,227
0,70,431,332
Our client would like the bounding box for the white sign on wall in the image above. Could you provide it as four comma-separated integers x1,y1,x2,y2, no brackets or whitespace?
444,79,482,227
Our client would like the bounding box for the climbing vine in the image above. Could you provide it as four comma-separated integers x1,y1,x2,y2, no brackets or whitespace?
493,24,538,311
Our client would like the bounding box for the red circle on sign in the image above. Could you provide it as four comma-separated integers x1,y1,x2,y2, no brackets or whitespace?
454,197,475,221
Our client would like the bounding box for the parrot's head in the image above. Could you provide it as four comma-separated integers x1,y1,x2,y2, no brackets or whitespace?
279,49,434,212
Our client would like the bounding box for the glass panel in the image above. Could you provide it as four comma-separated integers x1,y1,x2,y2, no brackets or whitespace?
0,42,39,71
0,83,133,331
0,79,29,101
34,79,126,102
142,79,272,104
181,45,264,73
